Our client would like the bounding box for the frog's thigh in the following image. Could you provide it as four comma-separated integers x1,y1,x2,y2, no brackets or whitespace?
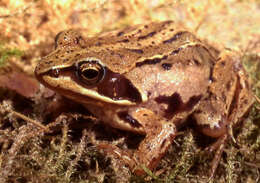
131,109,177,174
194,53,254,138
193,100,228,138
192,54,237,179
193,54,239,138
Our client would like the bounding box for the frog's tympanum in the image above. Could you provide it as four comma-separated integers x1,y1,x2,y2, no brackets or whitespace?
35,21,254,177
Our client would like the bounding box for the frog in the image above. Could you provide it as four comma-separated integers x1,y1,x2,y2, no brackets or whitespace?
34,21,254,177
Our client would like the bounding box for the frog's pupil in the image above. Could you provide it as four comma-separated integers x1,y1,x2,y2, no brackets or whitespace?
82,69,99,80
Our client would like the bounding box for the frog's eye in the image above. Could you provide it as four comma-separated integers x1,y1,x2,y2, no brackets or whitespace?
76,60,105,85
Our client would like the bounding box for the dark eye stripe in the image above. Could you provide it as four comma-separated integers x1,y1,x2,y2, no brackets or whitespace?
96,68,142,103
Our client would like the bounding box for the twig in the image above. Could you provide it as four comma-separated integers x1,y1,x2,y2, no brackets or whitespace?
10,110,47,130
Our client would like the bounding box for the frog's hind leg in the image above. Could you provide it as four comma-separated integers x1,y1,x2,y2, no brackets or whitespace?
98,109,177,175
192,52,254,179
192,99,229,179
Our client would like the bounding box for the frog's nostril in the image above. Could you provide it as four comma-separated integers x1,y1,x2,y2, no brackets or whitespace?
49,68,60,78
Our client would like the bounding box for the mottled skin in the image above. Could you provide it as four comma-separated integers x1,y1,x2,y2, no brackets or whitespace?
35,21,254,177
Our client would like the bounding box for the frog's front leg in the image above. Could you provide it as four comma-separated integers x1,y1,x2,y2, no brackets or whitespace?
98,108,177,175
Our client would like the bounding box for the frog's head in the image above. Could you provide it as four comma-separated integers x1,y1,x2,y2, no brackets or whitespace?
34,30,145,106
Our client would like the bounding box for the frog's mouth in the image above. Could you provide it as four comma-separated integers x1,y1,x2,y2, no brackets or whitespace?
35,65,146,106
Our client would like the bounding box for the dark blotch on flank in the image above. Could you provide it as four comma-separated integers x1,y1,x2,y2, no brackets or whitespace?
138,31,156,40
118,111,142,128
136,55,168,67
127,48,144,54
155,93,202,118
163,31,187,44
161,63,172,70
156,93,182,116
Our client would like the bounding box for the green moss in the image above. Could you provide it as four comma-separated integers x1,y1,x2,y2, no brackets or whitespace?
167,131,197,181
242,54,260,93
0,44,23,66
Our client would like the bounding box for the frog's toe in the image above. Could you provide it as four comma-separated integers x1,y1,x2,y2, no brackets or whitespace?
207,134,228,179
98,143,137,171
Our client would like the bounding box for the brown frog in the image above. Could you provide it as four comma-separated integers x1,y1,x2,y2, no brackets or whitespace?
34,21,254,177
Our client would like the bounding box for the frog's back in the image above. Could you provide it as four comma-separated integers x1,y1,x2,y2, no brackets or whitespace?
84,21,219,73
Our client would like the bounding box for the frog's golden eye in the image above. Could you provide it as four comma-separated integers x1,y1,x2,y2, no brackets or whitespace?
76,60,105,85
